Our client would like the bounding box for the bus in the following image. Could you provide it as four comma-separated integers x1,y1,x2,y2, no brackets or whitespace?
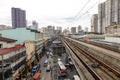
58,61,67,76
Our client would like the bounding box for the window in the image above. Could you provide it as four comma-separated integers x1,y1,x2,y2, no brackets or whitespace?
0,44,2,48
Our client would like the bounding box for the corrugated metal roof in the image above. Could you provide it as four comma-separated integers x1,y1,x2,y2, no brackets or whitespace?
0,37,17,43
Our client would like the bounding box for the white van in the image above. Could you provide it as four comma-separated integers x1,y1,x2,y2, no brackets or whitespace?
46,64,51,72
73,75,80,80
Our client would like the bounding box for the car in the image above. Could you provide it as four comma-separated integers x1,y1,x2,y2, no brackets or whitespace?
31,65,39,74
46,64,51,72
73,75,80,80
58,58,61,61
44,59,48,67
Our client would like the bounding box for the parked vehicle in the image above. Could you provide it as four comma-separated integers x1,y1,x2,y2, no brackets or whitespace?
46,64,51,72
73,75,80,80
44,59,48,67
31,65,39,74
58,61,68,76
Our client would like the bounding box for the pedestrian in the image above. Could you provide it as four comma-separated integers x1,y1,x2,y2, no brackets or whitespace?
69,65,73,71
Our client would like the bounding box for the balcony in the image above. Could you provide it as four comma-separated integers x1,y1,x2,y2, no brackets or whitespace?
0,63,11,72
13,58,26,71
0,63,12,80
0,68,12,80
2,51,26,64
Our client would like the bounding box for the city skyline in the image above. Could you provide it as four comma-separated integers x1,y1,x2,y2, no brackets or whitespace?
0,0,106,30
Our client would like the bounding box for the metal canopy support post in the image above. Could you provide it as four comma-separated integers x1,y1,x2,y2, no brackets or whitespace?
2,55,4,80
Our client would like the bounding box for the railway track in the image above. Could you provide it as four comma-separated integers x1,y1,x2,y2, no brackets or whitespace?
79,39,120,53
61,36,120,80
62,38,101,80
72,43,119,80
69,37,120,69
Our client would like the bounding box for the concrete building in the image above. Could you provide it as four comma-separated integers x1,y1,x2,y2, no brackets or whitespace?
105,0,120,34
91,14,98,33
0,37,17,48
85,27,88,32
98,2,106,33
106,24,120,34
47,26,54,37
56,27,62,33
11,7,26,28
40,27,50,39
62,29,70,36
71,27,76,34
32,21,38,30
40,27,46,33
78,25,83,34
0,44,26,80
98,0,120,34
0,25,12,30
25,39,45,62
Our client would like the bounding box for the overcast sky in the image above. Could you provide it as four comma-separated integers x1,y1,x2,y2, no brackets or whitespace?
0,0,106,30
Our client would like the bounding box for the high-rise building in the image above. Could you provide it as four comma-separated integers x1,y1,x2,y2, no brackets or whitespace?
91,14,98,33
98,2,106,33
32,21,38,30
47,26,54,37
85,27,88,32
57,26,62,33
98,0,120,34
78,25,82,33
11,7,26,28
71,27,76,34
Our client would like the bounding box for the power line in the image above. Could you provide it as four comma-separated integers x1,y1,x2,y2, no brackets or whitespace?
68,0,91,27
76,0,100,20
68,0,101,27
74,0,91,19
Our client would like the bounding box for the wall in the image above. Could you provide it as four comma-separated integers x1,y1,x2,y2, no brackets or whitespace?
105,37,120,43
0,41,15,48
25,41,35,60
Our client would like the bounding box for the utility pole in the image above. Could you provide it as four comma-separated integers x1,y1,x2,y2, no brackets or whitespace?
2,55,4,80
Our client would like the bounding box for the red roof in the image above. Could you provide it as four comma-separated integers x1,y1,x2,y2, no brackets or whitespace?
0,37,17,43
0,44,25,55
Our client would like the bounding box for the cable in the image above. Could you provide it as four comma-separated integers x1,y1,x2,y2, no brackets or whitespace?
76,0,100,20
67,0,101,28
74,0,91,19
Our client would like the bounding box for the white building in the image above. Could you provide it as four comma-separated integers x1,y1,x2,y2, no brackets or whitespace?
0,37,17,48
71,27,76,34
91,14,98,33
0,44,26,80
98,0,120,34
